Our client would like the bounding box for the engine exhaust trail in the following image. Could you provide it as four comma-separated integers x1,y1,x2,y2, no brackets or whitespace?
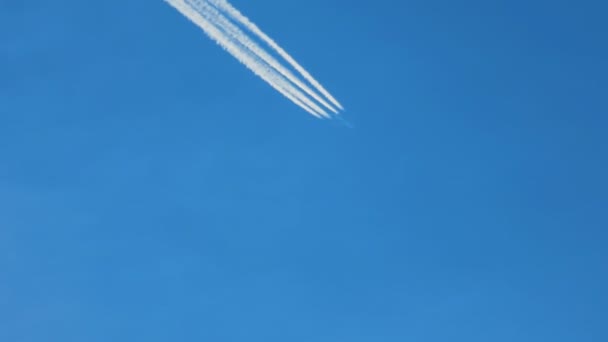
165,0,328,118
207,0,344,111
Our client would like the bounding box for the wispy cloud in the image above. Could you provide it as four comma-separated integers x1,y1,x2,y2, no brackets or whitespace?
165,0,342,118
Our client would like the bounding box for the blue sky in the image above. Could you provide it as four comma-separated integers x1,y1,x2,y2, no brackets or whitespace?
1,0,607,341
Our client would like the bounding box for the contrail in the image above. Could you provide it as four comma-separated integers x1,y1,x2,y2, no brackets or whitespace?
165,0,328,118
206,0,344,111
186,0,340,114
182,0,332,117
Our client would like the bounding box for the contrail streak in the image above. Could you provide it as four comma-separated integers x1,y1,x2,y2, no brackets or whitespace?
206,0,344,111
186,0,340,114
165,0,327,118
182,0,331,117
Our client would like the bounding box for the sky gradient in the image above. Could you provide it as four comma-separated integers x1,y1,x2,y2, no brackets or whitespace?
1,0,607,341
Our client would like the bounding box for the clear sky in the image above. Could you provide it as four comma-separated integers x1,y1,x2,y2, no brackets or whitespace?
1,0,607,341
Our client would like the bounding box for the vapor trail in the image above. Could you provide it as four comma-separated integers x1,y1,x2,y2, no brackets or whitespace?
165,0,328,118
186,0,340,114
182,0,331,116
207,0,344,111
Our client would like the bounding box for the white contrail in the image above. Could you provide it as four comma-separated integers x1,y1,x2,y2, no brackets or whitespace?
207,0,344,111
182,0,331,117
165,0,328,118
166,0,324,117
186,0,340,115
